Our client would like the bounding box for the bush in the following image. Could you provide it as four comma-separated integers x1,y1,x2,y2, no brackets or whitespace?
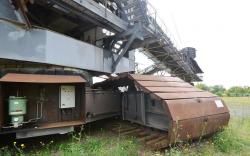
213,128,243,153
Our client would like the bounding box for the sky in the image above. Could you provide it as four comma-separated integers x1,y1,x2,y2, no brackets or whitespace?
141,0,250,88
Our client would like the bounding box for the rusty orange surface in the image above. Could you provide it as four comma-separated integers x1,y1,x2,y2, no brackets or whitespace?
129,74,230,144
94,73,230,146
0,73,86,83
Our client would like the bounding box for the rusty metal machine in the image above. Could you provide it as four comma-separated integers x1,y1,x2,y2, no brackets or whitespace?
94,74,230,149
0,0,229,148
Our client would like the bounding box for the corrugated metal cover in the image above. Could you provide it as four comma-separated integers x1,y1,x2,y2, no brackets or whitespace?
136,81,192,87
0,73,86,83
129,74,183,82
128,74,229,121
144,87,200,92
95,74,230,144
165,98,229,120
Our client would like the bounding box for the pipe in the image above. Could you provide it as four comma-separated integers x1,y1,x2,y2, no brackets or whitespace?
27,88,45,122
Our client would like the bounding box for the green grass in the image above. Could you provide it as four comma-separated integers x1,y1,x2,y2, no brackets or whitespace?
0,134,141,156
165,117,250,156
1,97,250,156
55,136,139,156
222,96,250,106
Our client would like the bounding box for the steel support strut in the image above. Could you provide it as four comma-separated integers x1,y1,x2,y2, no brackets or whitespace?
111,22,145,72
112,30,137,72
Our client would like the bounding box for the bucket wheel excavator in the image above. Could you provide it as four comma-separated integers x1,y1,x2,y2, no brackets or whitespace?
0,0,229,148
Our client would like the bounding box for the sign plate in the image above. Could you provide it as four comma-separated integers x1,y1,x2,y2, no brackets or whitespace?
215,100,224,108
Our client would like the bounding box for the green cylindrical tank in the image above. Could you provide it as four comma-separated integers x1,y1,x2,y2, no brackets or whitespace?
8,96,27,124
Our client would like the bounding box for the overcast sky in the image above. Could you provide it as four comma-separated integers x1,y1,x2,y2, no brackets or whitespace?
144,0,250,88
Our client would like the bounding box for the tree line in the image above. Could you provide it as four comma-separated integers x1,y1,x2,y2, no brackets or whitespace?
195,84,250,97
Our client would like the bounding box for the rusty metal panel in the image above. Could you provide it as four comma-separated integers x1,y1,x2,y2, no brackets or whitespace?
37,121,84,129
155,92,216,100
203,113,230,135
165,98,229,121
94,73,230,145
144,87,201,93
136,81,193,87
169,113,230,143
129,74,183,82
0,73,86,83
129,74,230,143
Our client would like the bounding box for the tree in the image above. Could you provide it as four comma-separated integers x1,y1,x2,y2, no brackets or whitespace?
196,84,226,96
196,84,250,97
195,83,209,91
226,86,250,97
209,85,226,96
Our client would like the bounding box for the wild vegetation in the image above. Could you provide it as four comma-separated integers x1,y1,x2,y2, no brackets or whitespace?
1,97,249,156
196,83,250,97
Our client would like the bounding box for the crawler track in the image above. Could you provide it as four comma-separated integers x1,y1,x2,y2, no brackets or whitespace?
107,121,169,150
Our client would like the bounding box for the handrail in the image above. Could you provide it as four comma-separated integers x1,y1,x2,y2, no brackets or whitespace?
144,1,181,50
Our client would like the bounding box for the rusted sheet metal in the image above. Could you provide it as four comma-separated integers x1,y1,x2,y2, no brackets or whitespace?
0,73,86,83
169,113,230,143
136,81,193,87
144,87,201,93
129,74,183,82
37,121,84,129
129,74,230,144
96,73,230,146
154,92,216,100
165,98,229,121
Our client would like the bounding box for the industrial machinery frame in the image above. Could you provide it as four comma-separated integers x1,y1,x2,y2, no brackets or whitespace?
0,0,229,148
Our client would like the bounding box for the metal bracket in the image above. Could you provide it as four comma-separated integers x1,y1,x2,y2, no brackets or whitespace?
111,24,144,72
112,32,136,72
